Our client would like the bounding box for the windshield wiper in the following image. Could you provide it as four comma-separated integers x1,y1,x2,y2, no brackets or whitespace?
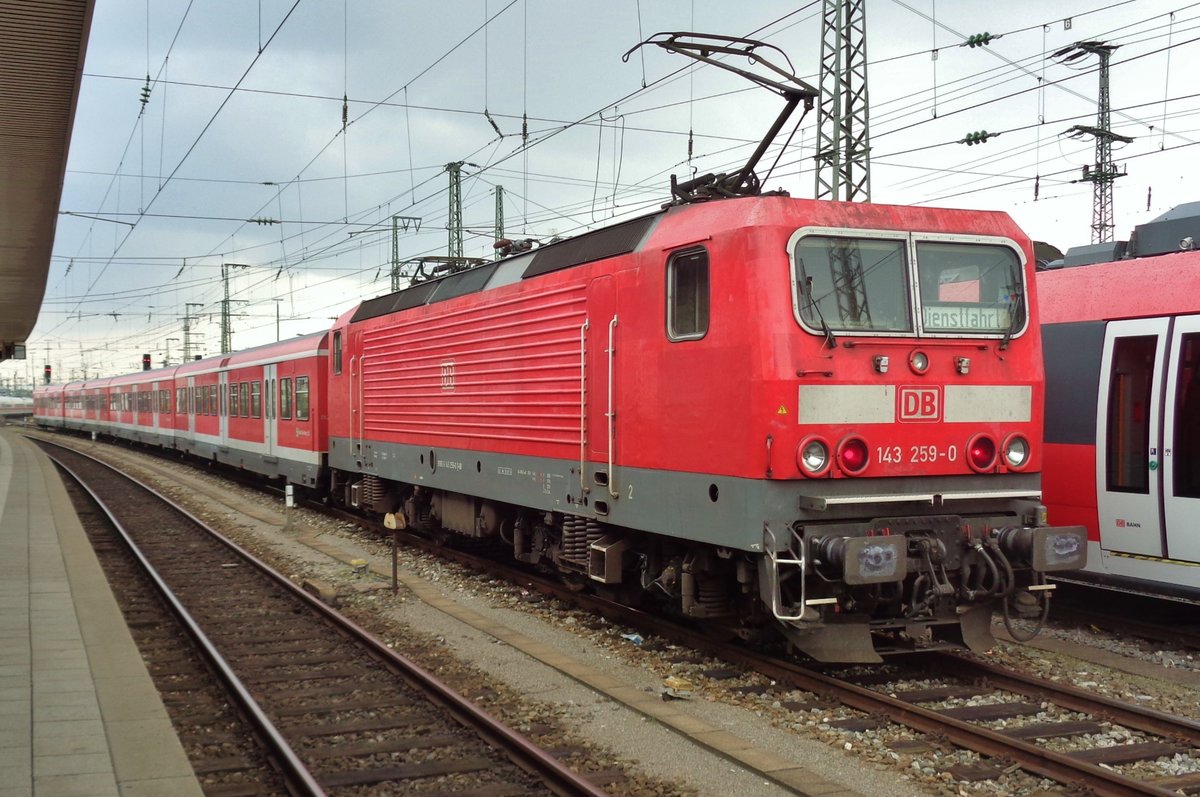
999,285,1024,350
804,275,837,349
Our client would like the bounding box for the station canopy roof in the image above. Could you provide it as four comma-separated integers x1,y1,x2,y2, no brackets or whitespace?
0,0,94,362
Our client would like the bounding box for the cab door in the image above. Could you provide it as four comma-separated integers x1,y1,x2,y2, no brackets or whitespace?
1163,315,1200,562
587,276,616,469
1095,318,1168,556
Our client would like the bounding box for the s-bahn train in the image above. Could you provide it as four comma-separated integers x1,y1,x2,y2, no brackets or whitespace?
1038,201,1200,603
34,194,1089,662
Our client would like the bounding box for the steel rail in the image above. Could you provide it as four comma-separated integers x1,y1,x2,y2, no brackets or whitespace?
345,518,1184,797
39,439,608,797
926,650,1200,743
42,445,327,797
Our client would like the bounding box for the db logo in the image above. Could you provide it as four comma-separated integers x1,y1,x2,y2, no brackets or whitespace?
898,386,941,422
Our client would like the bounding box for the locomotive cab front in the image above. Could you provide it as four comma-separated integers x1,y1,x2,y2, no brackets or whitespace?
744,208,1087,661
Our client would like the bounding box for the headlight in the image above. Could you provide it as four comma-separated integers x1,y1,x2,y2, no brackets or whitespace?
797,437,830,477
909,349,929,374
1003,434,1030,469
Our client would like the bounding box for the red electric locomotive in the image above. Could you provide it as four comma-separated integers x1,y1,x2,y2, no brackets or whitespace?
325,192,1086,661
1038,202,1200,601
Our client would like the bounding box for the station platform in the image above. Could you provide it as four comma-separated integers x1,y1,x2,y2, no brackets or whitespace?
0,427,202,797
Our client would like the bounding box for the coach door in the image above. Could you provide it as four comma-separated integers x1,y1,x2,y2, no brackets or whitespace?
1163,315,1200,563
263,364,277,459
1095,318,1168,557
218,372,229,442
185,377,195,436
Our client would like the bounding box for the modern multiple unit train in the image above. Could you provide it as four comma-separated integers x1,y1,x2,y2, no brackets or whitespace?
1039,202,1200,603
35,193,1089,662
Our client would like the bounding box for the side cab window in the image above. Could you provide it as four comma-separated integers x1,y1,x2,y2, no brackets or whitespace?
667,248,710,341
332,330,343,375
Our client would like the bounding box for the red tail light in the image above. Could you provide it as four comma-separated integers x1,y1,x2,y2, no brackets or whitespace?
838,436,869,475
967,434,997,472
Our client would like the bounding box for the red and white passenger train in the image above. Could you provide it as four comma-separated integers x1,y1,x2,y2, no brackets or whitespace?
35,194,1089,662
33,35,1089,661
1039,202,1200,602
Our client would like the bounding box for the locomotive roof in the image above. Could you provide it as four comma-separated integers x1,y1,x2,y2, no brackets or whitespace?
346,195,1028,327
349,211,666,324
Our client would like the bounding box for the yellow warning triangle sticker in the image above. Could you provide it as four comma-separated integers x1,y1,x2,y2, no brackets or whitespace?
776,405,788,415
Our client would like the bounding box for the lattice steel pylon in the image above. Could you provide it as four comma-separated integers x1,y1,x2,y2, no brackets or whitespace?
814,0,871,202
1057,41,1128,244
493,185,504,261
445,161,465,259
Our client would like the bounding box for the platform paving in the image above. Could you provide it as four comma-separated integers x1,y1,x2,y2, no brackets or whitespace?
0,427,202,797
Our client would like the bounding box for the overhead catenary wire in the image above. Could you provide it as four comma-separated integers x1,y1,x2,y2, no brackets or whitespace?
22,2,1200,380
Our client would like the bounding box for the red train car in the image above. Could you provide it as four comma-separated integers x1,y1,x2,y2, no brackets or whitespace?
162,333,329,487
35,333,328,489
1039,203,1200,600
327,194,1086,661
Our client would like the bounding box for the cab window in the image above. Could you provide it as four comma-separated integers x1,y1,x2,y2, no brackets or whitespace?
333,331,343,374
667,248,709,340
795,236,912,333
915,242,1024,335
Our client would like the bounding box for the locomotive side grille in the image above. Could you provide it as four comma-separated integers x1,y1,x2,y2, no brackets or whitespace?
360,283,588,449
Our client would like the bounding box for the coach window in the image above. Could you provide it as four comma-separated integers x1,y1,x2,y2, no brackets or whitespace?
239,381,250,417
795,236,912,333
251,381,262,418
667,248,709,340
296,376,310,421
229,383,239,417
1173,333,1200,499
280,377,293,420
333,331,343,374
1106,335,1156,493
915,241,1024,336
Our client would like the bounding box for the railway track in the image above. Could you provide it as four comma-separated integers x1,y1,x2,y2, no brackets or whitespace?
38,439,608,797
312,508,1200,797
282,490,1200,796
1047,582,1200,652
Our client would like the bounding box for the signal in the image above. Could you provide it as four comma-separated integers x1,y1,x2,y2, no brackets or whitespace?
142,353,152,371
43,364,51,384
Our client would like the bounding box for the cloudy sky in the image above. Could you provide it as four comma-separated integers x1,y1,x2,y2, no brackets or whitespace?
7,0,1198,386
